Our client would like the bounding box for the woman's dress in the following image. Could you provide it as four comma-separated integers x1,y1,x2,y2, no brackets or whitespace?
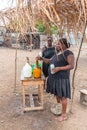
46,50,73,99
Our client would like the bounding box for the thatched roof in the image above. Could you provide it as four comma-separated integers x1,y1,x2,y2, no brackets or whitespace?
38,0,87,30
0,0,87,33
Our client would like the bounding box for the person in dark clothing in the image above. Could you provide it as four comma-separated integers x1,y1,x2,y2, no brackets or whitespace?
37,38,74,121
42,36,55,77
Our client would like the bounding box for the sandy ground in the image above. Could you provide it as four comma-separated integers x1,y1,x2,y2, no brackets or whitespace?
0,45,87,130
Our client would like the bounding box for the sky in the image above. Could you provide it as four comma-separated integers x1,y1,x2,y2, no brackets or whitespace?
0,0,17,11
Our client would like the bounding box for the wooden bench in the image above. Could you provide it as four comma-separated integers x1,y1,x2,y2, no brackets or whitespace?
80,89,87,105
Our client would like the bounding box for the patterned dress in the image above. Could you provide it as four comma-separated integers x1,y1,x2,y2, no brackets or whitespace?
46,50,74,99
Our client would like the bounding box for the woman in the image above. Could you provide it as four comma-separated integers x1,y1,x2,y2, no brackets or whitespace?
37,38,74,121
42,36,55,77
42,36,55,89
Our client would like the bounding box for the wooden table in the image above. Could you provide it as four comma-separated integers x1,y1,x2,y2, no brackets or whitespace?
22,77,45,112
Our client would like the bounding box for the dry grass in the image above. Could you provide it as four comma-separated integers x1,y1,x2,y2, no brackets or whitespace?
0,0,87,34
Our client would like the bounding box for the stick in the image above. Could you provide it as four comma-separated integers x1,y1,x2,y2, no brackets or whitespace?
14,36,18,91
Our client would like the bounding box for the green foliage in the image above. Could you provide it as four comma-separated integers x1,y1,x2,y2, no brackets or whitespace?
36,21,45,32
36,21,57,34
50,24,57,34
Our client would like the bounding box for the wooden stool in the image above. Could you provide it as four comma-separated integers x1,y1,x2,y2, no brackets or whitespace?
22,77,45,112
80,89,87,105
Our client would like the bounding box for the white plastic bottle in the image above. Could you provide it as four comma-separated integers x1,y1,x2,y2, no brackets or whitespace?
38,51,42,57
50,64,55,74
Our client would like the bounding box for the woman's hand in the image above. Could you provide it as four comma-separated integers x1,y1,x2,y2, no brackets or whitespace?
36,55,40,60
52,67,60,73
36,55,43,61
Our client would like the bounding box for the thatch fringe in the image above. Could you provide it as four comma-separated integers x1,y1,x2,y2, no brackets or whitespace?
0,0,87,32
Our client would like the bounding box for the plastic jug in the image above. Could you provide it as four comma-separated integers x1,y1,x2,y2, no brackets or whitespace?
21,57,32,79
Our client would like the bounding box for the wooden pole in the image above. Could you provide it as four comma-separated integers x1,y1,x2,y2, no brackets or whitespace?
70,20,87,113
14,35,18,90
30,32,32,51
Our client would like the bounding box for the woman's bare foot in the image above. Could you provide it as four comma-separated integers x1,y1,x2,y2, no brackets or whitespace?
55,114,68,122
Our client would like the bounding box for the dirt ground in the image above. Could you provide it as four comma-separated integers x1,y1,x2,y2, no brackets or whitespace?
0,45,87,130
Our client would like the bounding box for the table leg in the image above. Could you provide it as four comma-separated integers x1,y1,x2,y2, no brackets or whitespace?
38,84,40,102
22,85,26,109
38,84,44,107
40,84,44,107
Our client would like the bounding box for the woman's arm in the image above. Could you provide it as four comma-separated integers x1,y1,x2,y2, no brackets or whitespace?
36,55,51,64
52,54,74,73
40,57,51,64
42,46,47,57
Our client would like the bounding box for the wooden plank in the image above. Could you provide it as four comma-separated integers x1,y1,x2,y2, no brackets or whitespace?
29,94,35,107
22,77,45,81
80,89,87,95
24,106,43,111
22,80,44,86
80,89,87,105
